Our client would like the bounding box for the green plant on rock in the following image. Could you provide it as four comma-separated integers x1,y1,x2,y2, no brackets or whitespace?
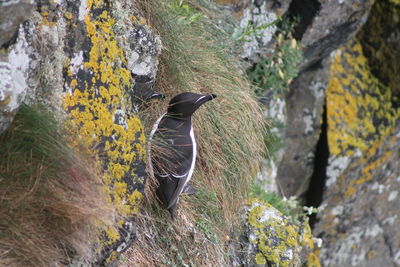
250,186,306,223
247,15,303,96
231,18,281,42
248,36,303,96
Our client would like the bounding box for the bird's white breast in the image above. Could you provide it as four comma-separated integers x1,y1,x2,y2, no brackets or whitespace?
185,122,196,186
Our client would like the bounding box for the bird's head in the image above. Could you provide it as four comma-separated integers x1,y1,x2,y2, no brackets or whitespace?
167,92,217,118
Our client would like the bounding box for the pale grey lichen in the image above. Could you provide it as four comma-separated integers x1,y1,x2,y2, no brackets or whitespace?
388,191,398,202
239,2,278,58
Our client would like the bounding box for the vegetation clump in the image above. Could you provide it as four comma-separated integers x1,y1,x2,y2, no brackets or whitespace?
0,105,118,266
122,0,266,265
247,17,303,96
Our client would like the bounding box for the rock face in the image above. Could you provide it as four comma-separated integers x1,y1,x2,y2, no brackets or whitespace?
217,0,400,265
277,0,374,197
0,0,35,48
219,0,291,62
0,0,160,264
236,199,320,267
313,1,400,265
0,0,35,134
217,0,376,198
314,36,400,267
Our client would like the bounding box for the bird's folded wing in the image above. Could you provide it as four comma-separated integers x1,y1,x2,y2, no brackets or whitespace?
166,172,189,209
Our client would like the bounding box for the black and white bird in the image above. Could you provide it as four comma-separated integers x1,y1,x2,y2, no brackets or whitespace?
148,92,217,218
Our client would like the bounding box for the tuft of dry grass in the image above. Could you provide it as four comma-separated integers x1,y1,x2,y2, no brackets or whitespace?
124,0,266,265
0,105,119,266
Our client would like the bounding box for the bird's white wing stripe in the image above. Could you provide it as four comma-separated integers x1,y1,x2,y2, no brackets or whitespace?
172,172,189,178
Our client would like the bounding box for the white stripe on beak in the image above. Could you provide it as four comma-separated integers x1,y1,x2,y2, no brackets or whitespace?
194,95,208,104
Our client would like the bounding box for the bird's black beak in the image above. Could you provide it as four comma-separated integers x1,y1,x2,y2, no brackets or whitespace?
195,93,217,106
209,94,217,100
146,92,165,101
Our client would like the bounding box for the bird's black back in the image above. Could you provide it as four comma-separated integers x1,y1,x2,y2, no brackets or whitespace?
151,116,193,210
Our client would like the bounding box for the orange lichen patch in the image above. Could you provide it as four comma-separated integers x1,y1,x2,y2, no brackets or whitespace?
343,139,394,198
62,0,145,245
327,40,399,157
39,5,58,28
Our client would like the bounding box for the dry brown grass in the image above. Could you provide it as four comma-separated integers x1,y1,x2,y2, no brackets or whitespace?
0,105,119,266
123,0,266,266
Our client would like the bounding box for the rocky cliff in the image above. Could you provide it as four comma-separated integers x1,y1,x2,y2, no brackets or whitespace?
0,0,399,266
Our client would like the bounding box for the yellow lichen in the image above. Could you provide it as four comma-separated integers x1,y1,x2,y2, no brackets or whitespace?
328,40,399,199
64,12,73,20
62,0,145,246
327,40,399,157
247,199,316,267
367,250,376,259
255,253,267,265
308,252,321,267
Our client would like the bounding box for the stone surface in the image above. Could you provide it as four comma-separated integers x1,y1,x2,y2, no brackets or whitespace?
61,0,153,263
236,199,320,267
0,0,160,264
216,0,291,62
357,0,400,99
315,38,400,266
299,0,374,70
277,58,330,197
0,0,35,48
0,25,33,134
276,0,375,197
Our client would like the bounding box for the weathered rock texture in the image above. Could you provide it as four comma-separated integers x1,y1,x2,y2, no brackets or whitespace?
217,0,376,198
0,0,35,48
277,0,374,197
312,1,400,265
315,33,400,267
0,0,160,264
217,0,400,265
217,0,291,62
235,199,320,267
0,1,35,134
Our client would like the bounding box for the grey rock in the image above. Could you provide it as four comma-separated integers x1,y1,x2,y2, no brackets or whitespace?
235,199,317,266
275,0,374,197
216,0,291,62
314,123,400,267
112,3,161,105
300,0,374,70
0,0,35,48
277,58,330,197
0,25,32,134
1,0,157,264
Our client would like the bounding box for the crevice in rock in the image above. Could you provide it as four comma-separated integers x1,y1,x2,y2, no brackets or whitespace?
0,28,19,50
287,0,321,40
305,102,329,228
